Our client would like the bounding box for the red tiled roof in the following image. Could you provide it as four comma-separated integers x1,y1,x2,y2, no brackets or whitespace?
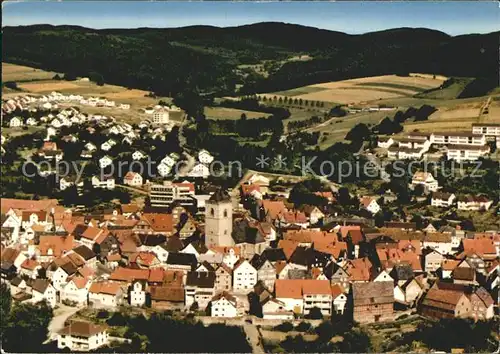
261,200,287,219
89,282,122,296
1,198,58,214
331,284,345,299
21,258,39,270
141,213,174,233
275,279,332,299
39,235,75,257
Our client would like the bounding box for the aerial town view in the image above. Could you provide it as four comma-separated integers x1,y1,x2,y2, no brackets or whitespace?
0,1,499,352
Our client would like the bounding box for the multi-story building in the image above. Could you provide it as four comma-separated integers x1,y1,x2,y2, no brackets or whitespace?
472,123,500,137
411,171,439,192
152,109,169,124
275,279,333,316
446,144,490,162
57,321,109,352
211,292,238,318
232,259,257,293
352,281,394,323
149,181,195,208
431,192,456,208
91,175,115,190
185,271,216,310
431,132,485,146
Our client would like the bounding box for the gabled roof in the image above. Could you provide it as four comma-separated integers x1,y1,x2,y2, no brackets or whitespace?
186,271,216,288
275,279,332,299
150,286,184,302
32,279,51,294
166,252,197,269
89,281,122,295
421,287,466,311
212,291,237,304
352,282,393,305
72,245,95,260
59,321,107,338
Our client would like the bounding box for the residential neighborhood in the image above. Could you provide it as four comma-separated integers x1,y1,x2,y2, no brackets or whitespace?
1,1,499,353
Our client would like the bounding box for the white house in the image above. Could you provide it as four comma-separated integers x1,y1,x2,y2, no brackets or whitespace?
331,284,347,315
91,175,115,190
423,233,453,255
198,149,214,165
9,117,23,127
100,140,116,151
411,172,439,192
123,172,143,187
457,195,493,211
378,137,394,149
61,277,90,305
157,163,172,177
85,142,97,152
210,292,238,318
261,298,294,320
57,321,109,352
129,281,147,307
424,250,444,273
359,196,380,215
26,117,38,126
88,282,123,308
31,279,57,308
232,260,257,293
161,153,179,168
275,279,333,316
431,192,456,208
132,151,146,161
99,156,113,169
187,163,210,178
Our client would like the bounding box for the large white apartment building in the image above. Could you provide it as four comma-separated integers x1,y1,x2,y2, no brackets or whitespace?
472,123,500,137
430,132,486,146
446,144,490,162
152,109,169,124
149,181,195,208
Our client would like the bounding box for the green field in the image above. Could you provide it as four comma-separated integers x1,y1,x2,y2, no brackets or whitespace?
204,107,271,120
415,77,474,99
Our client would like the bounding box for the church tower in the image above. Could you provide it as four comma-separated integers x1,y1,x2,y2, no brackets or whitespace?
205,189,234,248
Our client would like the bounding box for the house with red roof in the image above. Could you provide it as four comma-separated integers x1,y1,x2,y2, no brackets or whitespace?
61,276,90,305
275,279,333,316
88,281,124,308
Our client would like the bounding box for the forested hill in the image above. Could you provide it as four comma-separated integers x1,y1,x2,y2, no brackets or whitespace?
3,23,498,95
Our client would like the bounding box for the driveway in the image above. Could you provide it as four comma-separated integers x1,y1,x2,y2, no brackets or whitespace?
47,304,83,341
243,323,264,354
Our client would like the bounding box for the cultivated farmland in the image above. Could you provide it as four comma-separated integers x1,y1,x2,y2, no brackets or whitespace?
263,74,446,105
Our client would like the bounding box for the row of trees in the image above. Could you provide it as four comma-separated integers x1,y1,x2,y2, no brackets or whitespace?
258,95,326,108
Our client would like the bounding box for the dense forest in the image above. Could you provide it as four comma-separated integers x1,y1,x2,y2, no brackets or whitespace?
3,23,498,95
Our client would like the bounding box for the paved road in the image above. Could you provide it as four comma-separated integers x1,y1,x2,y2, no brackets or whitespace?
47,304,83,341
243,324,264,354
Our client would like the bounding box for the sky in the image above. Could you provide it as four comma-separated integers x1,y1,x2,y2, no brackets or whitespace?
2,1,499,35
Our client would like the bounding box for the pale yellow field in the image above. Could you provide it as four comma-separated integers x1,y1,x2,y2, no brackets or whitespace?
2,63,60,82
18,80,81,92
264,75,446,105
104,88,150,99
